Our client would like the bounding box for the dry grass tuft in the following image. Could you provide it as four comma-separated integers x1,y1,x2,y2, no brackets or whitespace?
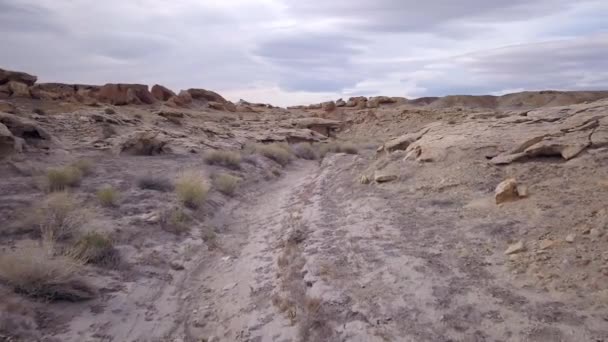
72,232,119,267
318,141,359,157
255,143,293,166
35,192,89,241
175,171,209,209
160,207,191,234
0,244,95,301
137,175,174,192
213,173,241,196
46,166,83,192
204,150,242,169
292,143,318,160
96,186,119,207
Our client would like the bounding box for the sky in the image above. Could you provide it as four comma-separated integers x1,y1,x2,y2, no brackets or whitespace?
1,0,607,106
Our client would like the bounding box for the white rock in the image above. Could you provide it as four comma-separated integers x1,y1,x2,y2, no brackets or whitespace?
504,241,525,255
565,234,576,243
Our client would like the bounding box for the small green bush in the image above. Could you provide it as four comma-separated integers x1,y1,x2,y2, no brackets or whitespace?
72,232,119,267
213,173,241,196
96,186,119,207
46,166,82,192
175,171,209,209
256,143,293,166
204,150,242,169
160,207,191,234
35,192,89,241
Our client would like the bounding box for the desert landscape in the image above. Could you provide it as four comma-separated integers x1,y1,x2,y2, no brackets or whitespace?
1,65,608,342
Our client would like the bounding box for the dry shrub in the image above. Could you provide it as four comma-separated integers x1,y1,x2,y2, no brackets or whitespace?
292,143,318,160
255,143,293,166
0,244,95,301
213,173,241,196
46,166,82,192
204,150,242,169
35,192,89,241
96,186,119,207
160,207,191,234
72,232,119,267
318,141,358,157
71,159,94,176
175,171,209,209
137,175,174,192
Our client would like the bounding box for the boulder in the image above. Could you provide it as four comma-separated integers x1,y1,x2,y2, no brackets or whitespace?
0,112,52,150
8,81,31,98
208,101,225,110
187,88,227,103
495,178,520,204
116,131,169,155
336,99,346,107
379,129,428,153
0,68,37,86
367,96,395,108
166,90,193,108
0,122,19,157
322,101,336,112
96,84,156,105
346,96,367,108
151,84,176,101
374,171,398,183
0,101,17,114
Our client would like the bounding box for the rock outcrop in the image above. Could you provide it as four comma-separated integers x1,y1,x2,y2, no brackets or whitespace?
151,84,176,101
96,84,156,106
187,88,228,104
0,68,37,86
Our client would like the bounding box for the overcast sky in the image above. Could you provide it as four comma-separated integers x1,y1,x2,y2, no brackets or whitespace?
1,0,607,106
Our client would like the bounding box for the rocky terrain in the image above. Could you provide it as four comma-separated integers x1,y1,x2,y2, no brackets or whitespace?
1,66,608,341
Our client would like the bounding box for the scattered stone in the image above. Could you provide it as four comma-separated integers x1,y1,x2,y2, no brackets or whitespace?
374,171,398,183
504,241,525,255
495,178,520,204
539,239,555,250
565,234,576,243
590,228,603,239
170,262,185,271
516,185,529,198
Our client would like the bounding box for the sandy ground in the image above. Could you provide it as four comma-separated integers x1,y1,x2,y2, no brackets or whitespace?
44,153,606,342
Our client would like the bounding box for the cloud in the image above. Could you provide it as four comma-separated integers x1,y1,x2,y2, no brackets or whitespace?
0,0,606,106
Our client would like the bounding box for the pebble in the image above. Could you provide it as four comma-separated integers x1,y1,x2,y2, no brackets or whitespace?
565,234,576,243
